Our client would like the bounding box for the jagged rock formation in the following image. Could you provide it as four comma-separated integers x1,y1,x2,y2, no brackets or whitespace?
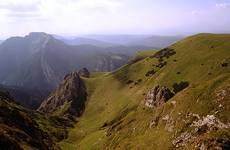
145,85,174,108
38,72,87,117
78,68,90,78
0,91,60,150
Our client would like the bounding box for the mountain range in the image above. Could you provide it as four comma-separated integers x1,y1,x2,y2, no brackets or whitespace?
58,34,183,48
59,37,116,47
0,33,182,108
0,33,229,150
127,35,182,47
0,32,149,108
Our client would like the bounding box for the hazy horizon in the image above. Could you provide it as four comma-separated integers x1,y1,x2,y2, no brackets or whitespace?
0,0,230,39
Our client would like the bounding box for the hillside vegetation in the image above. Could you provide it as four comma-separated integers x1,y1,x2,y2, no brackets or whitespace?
59,33,230,149
0,90,76,150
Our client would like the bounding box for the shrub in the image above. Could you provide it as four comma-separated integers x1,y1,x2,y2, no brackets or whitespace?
172,81,189,93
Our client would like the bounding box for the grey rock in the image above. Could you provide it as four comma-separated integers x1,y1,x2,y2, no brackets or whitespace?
145,85,174,108
78,68,90,78
38,72,87,117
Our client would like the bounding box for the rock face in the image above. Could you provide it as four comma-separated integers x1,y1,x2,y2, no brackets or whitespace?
145,85,174,108
38,72,87,117
78,68,90,78
0,92,60,150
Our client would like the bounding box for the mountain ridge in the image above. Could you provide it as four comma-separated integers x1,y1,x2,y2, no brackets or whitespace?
0,33,229,149
59,33,230,149
0,32,133,108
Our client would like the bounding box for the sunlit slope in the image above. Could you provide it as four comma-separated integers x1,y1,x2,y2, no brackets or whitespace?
60,33,230,149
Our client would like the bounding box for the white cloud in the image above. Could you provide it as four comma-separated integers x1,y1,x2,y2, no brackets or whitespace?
191,10,200,15
0,0,123,18
215,2,230,8
0,0,39,5
0,0,125,36
0,0,230,38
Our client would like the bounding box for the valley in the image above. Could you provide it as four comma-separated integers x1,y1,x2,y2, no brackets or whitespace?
0,33,229,149
1,0,230,149
0,33,157,109
58,33,230,149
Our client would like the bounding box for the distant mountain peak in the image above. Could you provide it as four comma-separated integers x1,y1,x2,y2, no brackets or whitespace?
28,32,51,38
27,32,53,43
25,32,56,53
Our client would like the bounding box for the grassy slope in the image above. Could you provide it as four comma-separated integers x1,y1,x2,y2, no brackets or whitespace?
60,33,230,149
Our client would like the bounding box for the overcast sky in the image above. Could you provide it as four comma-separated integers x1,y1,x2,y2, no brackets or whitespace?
0,0,230,38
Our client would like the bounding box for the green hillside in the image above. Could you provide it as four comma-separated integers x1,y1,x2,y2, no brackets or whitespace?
59,33,230,149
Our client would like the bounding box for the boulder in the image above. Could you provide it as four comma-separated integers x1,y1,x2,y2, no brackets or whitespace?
78,68,90,78
145,85,174,108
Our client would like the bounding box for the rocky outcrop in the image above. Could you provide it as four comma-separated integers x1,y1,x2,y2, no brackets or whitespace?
38,72,87,117
172,114,230,148
78,68,90,78
145,85,174,108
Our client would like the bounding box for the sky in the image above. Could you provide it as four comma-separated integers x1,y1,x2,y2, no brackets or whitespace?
0,0,230,39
